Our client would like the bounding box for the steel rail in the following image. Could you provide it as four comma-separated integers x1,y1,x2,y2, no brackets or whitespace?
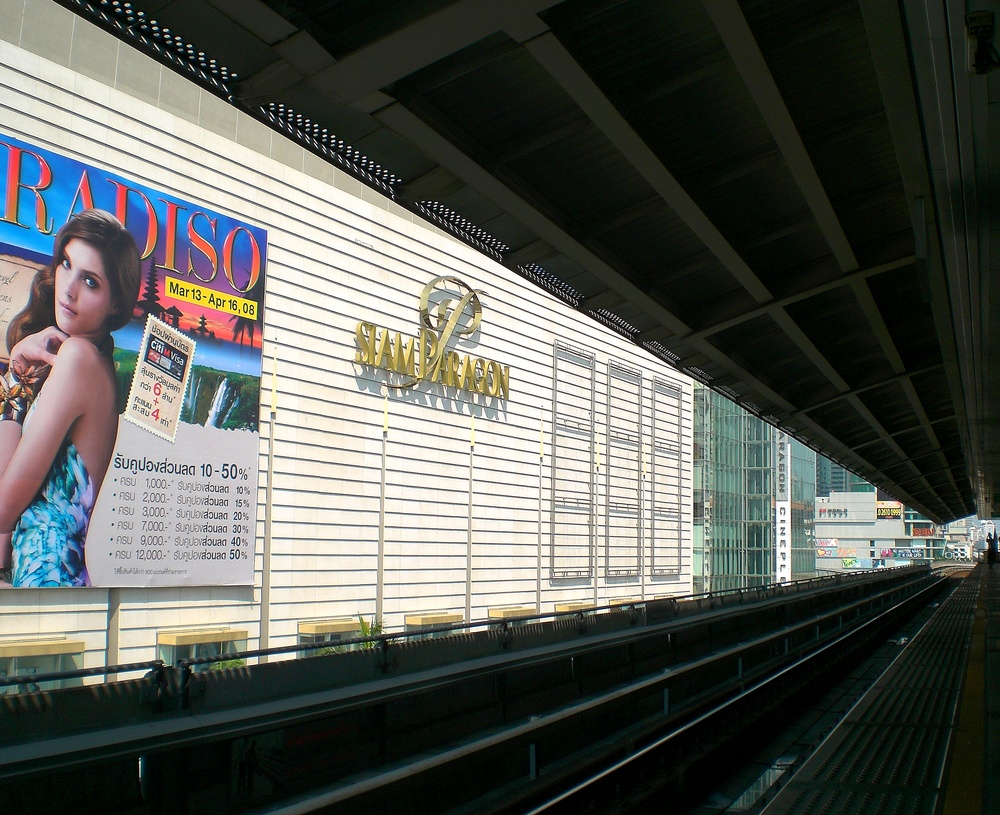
516,575,949,815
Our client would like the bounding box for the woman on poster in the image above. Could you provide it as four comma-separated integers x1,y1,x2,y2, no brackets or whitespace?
0,209,141,587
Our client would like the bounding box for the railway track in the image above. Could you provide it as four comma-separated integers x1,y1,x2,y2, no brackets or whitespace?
505,569,964,815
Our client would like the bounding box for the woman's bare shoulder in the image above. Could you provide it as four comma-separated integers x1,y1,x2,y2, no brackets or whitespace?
54,336,108,362
50,337,113,380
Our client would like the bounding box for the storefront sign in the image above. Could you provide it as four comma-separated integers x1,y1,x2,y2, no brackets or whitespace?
818,507,848,518
774,431,791,583
355,275,510,398
876,501,902,519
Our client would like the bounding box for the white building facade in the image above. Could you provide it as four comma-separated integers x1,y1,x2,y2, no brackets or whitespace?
0,2,693,678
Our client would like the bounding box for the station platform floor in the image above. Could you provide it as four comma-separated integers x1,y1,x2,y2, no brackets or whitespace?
756,564,997,815
945,562,1000,815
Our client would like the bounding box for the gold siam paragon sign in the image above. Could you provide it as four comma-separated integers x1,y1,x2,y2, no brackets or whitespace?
355,275,510,398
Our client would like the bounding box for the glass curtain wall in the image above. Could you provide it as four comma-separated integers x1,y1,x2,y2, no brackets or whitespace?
790,438,817,578
745,415,772,585
692,388,710,592
693,386,772,592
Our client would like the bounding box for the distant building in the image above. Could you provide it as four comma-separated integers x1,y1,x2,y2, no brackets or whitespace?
953,517,997,559
815,493,947,571
816,458,874,497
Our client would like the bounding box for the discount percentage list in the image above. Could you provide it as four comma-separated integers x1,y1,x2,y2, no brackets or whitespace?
97,451,257,585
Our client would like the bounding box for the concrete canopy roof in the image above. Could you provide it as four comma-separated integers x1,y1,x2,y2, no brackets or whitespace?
76,0,999,524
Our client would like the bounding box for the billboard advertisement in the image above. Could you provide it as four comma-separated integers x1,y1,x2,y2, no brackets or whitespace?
876,501,902,519
0,133,266,588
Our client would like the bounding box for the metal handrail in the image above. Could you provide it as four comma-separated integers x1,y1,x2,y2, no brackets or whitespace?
1,565,926,692
0,659,164,689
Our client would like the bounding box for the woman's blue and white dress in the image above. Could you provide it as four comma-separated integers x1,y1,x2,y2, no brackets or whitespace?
11,440,94,587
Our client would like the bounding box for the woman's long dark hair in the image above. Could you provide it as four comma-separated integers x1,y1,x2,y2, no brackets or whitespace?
6,209,141,356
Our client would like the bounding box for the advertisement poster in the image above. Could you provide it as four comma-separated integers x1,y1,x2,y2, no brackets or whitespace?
875,500,902,519
0,133,266,587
